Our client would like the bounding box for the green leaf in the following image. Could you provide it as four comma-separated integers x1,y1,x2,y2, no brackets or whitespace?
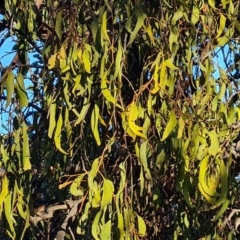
101,10,110,42
92,210,102,240
82,49,91,73
210,160,228,209
88,158,99,191
91,104,101,146
208,130,220,156
208,0,215,8
161,110,177,141
4,193,16,239
113,38,123,80
129,10,146,44
136,214,146,237
16,73,28,108
0,175,9,213
213,199,230,221
55,10,63,40
70,174,86,196
17,196,27,220
74,99,91,126
22,122,31,171
48,102,56,138
54,110,68,154
48,53,57,69
100,220,111,240
191,6,199,25
101,179,114,209
177,116,185,138
139,141,152,182
171,7,183,25
5,71,14,107
216,14,226,38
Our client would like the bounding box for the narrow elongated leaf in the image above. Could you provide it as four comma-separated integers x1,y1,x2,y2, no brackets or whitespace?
16,73,28,108
139,141,152,181
216,14,226,38
113,38,123,79
136,214,146,237
128,102,147,139
101,11,110,42
70,174,86,196
101,179,114,209
48,54,57,69
54,110,68,154
191,6,199,25
48,102,56,138
208,130,220,156
5,71,14,107
129,10,146,44
0,175,9,213
92,210,102,240
82,49,91,73
100,220,111,240
22,122,31,171
91,104,101,146
55,10,63,40
88,158,99,191
4,193,16,239
161,110,177,141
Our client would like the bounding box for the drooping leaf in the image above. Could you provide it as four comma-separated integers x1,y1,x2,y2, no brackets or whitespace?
91,104,101,146
16,73,28,108
161,110,177,141
101,179,114,210
5,71,14,107
22,122,31,171
54,110,68,154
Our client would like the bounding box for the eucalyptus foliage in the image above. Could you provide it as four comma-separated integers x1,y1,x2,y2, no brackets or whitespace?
0,0,240,239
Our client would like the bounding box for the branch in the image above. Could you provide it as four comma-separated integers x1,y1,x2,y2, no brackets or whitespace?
55,199,82,240
30,199,82,225
0,96,44,114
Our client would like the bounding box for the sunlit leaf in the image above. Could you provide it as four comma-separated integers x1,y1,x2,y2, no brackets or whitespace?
91,104,101,146
161,110,177,141
16,73,28,108
5,71,14,107
54,110,68,154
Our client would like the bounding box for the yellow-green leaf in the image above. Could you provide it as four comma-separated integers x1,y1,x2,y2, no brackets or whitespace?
5,71,14,107
113,38,123,80
191,6,199,25
0,175,9,213
55,10,63,40
139,141,152,182
91,104,101,146
129,10,146,44
54,110,68,154
100,220,111,240
4,193,16,238
22,122,31,171
92,210,102,240
136,214,146,237
128,102,147,139
82,49,91,73
208,130,220,156
88,158,99,191
101,179,114,210
16,73,28,108
161,110,177,141
48,102,56,138
216,14,226,38
70,174,86,196
48,54,57,69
